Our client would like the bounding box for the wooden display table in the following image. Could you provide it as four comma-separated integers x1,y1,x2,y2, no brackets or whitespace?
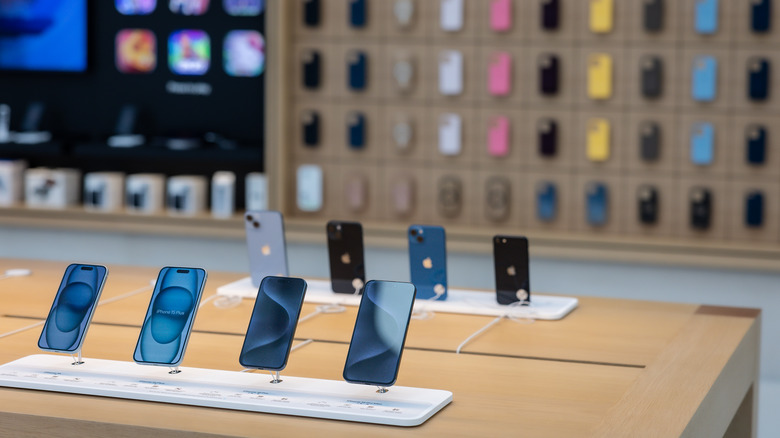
0,259,760,437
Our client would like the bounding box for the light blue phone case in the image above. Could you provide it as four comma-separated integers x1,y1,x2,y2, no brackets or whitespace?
586,183,608,226
692,55,717,102
408,225,447,301
694,0,719,34
691,122,714,165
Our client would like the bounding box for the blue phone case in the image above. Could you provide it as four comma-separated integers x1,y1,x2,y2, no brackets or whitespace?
586,183,608,226
348,51,368,91
348,112,366,149
752,0,771,33
747,125,767,165
691,122,714,165
746,191,764,228
133,267,206,366
694,0,719,34
692,56,717,102
350,0,367,28
748,58,770,101
536,182,557,222
408,225,447,301
38,264,108,353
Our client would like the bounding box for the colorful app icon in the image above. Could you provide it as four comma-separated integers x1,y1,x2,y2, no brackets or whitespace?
224,30,264,77
116,29,157,74
168,30,211,75
169,0,210,15
223,0,264,16
116,0,157,15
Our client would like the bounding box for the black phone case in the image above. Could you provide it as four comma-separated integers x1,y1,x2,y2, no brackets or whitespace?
641,56,663,99
640,121,661,162
326,221,366,294
302,110,320,147
746,191,764,227
638,185,659,225
538,118,558,157
350,0,367,28
746,125,767,165
541,0,560,30
348,51,368,91
643,0,664,32
748,58,770,101
437,175,462,218
493,236,530,305
302,50,321,90
485,177,511,222
539,54,560,96
690,188,712,230
752,0,771,33
303,0,321,27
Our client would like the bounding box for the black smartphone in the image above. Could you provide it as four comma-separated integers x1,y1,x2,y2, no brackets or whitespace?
751,0,771,33
302,110,320,147
746,125,767,165
748,57,770,101
541,0,560,30
640,121,661,162
303,0,321,27
38,264,108,354
239,276,307,371
690,187,712,230
538,53,559,96
643,0,664,32
326,221,366,294
493,235,530,306
343,280,416,387
302,50,321,90
641,56,663,99
638,185,659,225
538,118,558,157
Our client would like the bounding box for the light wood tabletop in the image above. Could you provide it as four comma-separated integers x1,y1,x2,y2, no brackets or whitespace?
0,259,761,437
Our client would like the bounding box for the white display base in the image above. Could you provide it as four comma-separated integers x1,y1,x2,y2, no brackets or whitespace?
0,354,451,427
217,277,578,320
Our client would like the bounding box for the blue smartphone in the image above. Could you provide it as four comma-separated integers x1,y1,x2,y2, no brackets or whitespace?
38,264,108,353
343,280,416,387
692,56,717,102
133,267,207,367
239,276,307,371
536,181,557,222
694,0,718,35
586,182,609,226
691,122,714,165
348,112,366,149
408,225,447,301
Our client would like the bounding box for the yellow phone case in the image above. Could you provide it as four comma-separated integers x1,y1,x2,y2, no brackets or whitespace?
587,53,613,100
587,118,610,162
590,0,614,34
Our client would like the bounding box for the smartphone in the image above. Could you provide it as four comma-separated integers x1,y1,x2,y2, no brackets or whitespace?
239,276,307,371
133,267,207,367
343,280,416,387
493,236,530,306
38,264,108,353
408,225,447,300
245,211,289,288
327,221,366,294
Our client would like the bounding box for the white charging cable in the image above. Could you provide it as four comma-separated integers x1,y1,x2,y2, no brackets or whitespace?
411,284,446,321
455,301,531,354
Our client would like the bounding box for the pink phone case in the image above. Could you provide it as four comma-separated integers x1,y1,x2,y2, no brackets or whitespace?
392,177,415,216
490,0,512,32
345,175,367,212
487,116,510,157
488,52,511,97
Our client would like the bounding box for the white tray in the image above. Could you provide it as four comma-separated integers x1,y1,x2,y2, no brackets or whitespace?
0,354,452,427
218,277,578,320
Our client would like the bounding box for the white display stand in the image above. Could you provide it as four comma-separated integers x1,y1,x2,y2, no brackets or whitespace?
218,277,578,320
0,354,452,427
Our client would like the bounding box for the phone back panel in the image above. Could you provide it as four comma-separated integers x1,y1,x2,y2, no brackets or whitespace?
327,221,366,294
245,211,289,288
408,225,447,300
493,236,530,305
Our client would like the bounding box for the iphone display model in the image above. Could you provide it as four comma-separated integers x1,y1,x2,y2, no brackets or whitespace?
239,276,307,371
408,225,447,301
133,267,207,367
245,210,289,287
326,221,366,294
493,236,530,306
38,264,108,353
343,280,417,387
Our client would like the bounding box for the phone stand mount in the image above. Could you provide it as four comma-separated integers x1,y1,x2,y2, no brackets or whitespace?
270,371,282,384
377,386,389,394
169,366,181,374
70,350,84,366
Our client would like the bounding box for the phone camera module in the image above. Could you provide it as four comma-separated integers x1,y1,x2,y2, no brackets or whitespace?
416,236,423,243
410,229,417,236
253,221,260,229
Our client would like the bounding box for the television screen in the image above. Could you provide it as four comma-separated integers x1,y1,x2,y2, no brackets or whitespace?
0,0,88,72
